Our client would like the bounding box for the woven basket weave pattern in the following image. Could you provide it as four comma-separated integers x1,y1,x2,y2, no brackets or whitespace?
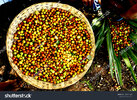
6,2,95,89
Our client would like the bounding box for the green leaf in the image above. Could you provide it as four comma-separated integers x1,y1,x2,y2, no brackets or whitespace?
96,19,108,50
129,32,137,43
92,25,101,31
95,20,105,37
127,19,137,23
133,19,137,22
92,17,102,28
96,37,105,50
117,55,121,61
130,25,137,33
97,20,108,39
106,26,123,85
104,26,109,34
127,20,137,28
83,80,93,90
127,49,137,65
130,32,137,38
121,52,137,84
133,44,137,51
106,28,114,78
113,53,123,86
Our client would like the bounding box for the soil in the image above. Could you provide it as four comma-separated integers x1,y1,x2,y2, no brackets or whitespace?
0,0,137,91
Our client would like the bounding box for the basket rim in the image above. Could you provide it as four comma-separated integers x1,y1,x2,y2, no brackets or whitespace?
6,2,96,90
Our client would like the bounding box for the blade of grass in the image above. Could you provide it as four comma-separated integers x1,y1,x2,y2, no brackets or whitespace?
121,52,137,84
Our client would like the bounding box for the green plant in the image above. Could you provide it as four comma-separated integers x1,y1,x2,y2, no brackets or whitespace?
93,17,137,86
131,87,137,91
82,80,94,91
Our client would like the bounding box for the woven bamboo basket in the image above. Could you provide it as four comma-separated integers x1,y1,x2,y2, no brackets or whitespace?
6,2,95,89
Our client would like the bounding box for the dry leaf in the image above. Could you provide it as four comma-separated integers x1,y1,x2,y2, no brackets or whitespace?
0,65,5,75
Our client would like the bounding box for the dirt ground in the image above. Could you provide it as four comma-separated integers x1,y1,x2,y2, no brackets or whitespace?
0,0,137,91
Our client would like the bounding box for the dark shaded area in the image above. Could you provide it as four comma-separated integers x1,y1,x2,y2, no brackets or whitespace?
0,0,136,91
101,0,137,15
